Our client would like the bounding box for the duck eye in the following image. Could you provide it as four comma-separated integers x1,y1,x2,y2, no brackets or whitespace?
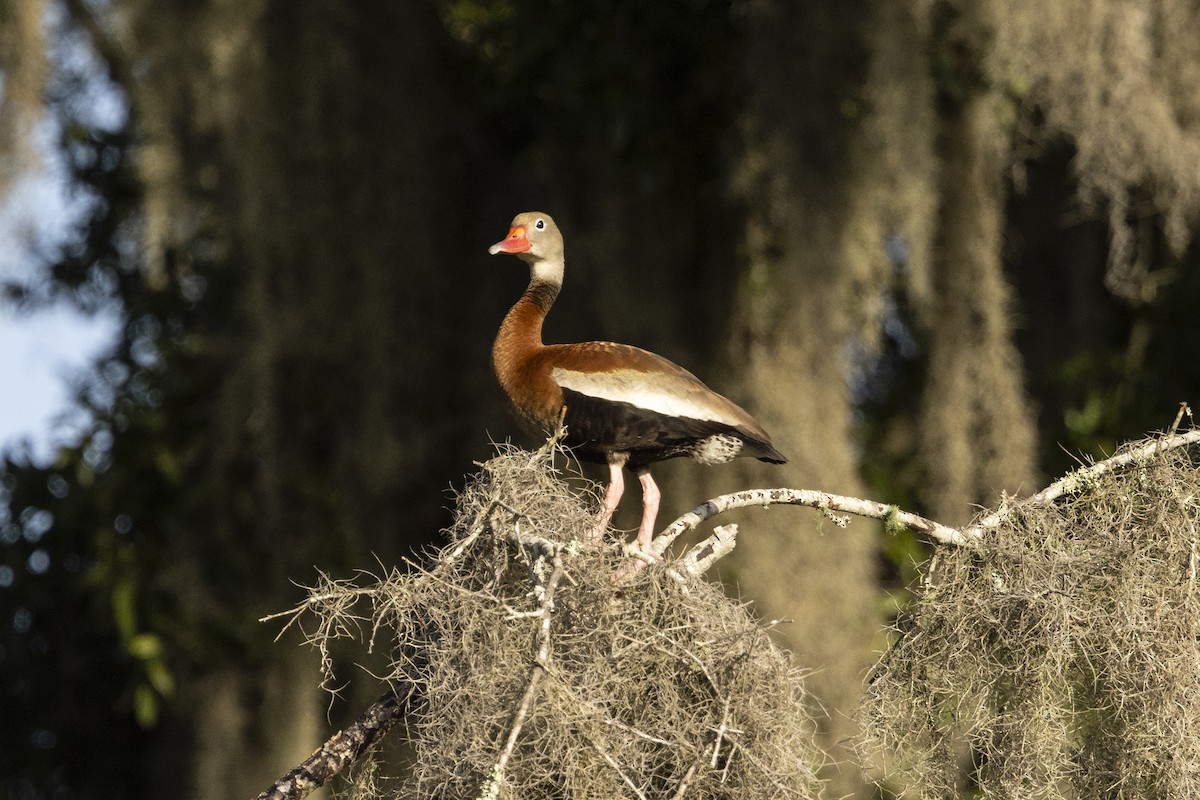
535,219,545,229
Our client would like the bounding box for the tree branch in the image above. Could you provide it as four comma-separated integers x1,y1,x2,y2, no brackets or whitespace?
652,488,969,553
961,428,1200,539
254,522,571,800
681,524,739,576
654,427,1200,554
670,760,700,800
253,684,411,800
255,424,1200,797
479,551,566,799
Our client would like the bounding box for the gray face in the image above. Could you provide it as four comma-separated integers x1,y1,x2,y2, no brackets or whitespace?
489,211,565,285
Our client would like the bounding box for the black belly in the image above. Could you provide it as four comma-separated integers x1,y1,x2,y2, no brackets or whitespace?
560,388,735,467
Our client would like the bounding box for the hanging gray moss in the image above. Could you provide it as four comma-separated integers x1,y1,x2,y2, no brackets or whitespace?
290,439,824,800
862,438,1200,798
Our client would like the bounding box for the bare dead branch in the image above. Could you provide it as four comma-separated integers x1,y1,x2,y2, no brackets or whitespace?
653,488,967,553
671,760,701,800
253,685,411,800
655,427,1200,554
682,524,739,577
1169,401,1191,435
961,429,1200,540
481,551,567,798
595,742,650,800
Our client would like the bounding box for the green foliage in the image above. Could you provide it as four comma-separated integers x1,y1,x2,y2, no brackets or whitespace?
1,123,155,796
2,107,266,797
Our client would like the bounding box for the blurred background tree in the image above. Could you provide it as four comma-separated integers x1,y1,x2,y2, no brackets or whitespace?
1,0,1198,798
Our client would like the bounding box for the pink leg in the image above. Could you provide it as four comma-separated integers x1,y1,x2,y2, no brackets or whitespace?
589,458,625,544
635,466,662,560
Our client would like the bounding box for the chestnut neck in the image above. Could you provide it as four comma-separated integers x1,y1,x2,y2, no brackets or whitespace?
493,278,560,373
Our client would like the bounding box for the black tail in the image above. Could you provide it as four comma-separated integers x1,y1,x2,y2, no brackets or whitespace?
746,438,787,464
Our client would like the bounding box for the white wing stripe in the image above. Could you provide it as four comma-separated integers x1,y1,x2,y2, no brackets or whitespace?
553,367,741,426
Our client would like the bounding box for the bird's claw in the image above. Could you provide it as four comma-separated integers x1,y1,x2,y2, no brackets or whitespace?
624,541,664,563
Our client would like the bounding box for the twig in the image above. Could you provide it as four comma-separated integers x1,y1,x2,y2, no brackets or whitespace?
594,743,649,800
1169,401,1191,436
602,715,676,747
671,760,701,800
260,586,380,625
253,685,411,800
438,503,497,568
557,684,678,746
710,696,734,769
481,552,566,796
509,525,570,558
682,524,739,577
962,429,1200,539
923,550,941,591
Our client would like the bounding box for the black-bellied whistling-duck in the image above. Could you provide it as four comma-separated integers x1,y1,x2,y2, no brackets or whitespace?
488,211,786,557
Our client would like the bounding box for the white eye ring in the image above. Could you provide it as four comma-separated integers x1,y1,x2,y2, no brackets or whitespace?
535,219,545,229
